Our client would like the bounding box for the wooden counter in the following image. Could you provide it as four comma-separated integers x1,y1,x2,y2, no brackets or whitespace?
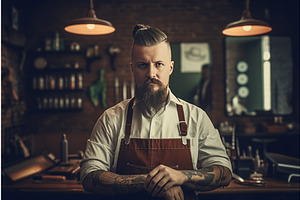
197,178,299,200
2,178,299,200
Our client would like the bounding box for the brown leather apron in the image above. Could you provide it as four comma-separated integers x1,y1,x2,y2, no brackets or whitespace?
116,98,197,200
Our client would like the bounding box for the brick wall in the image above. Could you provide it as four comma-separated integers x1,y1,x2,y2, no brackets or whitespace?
2,0,299,158
1,43,32,161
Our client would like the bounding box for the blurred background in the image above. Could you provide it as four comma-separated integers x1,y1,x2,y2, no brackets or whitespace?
1,0,299,166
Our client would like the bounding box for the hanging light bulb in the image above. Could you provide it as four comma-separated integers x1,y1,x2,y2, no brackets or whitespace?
222,0,272,36
86,24,96,30
243,26,252,31
64,0,115,35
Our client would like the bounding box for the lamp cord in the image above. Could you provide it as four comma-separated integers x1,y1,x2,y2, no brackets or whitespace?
245,0,250,11
90,0,94,10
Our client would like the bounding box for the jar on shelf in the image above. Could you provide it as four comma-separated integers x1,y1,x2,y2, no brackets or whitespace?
58,76,64,90
38,76,45,90
49,76,56,90
70,74,76,90
77,73,83,89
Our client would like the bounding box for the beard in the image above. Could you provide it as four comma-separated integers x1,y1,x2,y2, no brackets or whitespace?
135,78,168,117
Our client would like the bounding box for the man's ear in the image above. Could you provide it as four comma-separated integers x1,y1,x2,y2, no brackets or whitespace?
169,61,174,75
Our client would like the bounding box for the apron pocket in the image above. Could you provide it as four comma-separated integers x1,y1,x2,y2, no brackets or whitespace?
126,163,179,170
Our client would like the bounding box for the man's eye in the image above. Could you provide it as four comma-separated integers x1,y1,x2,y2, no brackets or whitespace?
156,63,164,67
137,63,148,69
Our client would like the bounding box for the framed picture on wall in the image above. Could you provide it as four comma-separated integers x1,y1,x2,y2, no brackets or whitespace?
180,43,211,73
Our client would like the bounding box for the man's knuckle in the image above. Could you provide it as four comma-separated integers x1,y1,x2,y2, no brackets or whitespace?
150,181,155,187
158,164,164,169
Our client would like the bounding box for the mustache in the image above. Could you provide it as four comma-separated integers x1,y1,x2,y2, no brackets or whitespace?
144,78,163,85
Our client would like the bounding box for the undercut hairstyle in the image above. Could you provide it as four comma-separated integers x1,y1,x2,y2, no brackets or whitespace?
131,24,171,59
132,24,168,46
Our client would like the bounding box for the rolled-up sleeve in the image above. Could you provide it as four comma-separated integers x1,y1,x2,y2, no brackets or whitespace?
80,140,114,182
197,113,232,172
80,113,118,182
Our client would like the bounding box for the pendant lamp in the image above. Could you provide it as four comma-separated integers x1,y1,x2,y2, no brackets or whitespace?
222,0,272,36
64,0,115,35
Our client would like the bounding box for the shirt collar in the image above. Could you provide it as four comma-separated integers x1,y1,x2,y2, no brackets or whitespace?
168,89,182,106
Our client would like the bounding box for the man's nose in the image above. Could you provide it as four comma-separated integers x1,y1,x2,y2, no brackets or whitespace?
147,63,157,78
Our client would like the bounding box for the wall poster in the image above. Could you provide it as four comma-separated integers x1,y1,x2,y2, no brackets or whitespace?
180,43,211,73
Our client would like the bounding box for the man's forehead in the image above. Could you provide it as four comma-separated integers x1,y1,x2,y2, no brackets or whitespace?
133,42,168,50
132,42,171,59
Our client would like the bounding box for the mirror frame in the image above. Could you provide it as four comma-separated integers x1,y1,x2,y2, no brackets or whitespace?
223,35,295,117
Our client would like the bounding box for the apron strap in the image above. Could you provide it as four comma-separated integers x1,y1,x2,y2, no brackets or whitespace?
177,104,188,145
125,98,135,145
124,99,188,145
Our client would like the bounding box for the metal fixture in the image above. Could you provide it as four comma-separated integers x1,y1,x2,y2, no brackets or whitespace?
222,0,272,36
64,0,115,35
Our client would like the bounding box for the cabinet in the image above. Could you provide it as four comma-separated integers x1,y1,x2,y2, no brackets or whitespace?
29,50,86,111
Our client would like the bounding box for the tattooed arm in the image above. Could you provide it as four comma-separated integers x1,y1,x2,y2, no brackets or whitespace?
82,170,147,195
144,164,231,197
182,165,232,191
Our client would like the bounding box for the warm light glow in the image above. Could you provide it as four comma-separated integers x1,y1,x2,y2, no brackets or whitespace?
263,51,271,60
222,4,272,37
222,25,272,36
243,25,252,31
263,61,271,110
64,24,115,35
261,35,271,111
87,24,95,29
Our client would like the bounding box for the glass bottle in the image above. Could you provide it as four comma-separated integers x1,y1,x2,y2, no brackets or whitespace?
60,133,68,163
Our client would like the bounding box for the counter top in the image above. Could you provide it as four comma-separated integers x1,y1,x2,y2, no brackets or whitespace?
200,178,299,194
3,177,299,199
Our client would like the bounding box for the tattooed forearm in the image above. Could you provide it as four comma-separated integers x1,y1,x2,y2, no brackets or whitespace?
182,165,232,191
182,167,215,191
112,174,147,194
215,165,227,185
82,170,147,195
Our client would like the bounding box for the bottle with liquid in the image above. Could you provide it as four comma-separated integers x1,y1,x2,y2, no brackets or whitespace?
65,96,70,109
60,133,68,163
70,74,76,90
58,76,64,90
53,31,60,51
49,76,56,90
38,76,44,90
77,97,83,109
77,73,83,89
54,97,59,109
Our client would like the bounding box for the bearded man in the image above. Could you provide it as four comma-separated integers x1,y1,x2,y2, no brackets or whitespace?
80,24,232,200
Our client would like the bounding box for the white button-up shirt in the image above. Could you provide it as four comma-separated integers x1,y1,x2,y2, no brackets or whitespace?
80,90,232,182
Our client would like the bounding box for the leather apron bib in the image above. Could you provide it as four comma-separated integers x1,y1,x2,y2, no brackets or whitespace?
116,99,197,200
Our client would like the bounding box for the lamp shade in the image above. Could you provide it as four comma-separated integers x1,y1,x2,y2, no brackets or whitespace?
64,0,115,35
64,17,115,35
222,7,272,36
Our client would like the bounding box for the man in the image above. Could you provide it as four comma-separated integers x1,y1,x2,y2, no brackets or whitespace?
193,64,212,112
80,24,232,200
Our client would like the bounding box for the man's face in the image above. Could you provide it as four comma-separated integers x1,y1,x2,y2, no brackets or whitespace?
131,42,174,92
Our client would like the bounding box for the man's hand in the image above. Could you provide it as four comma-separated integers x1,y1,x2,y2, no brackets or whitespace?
144,164,188,197
159,186,184,200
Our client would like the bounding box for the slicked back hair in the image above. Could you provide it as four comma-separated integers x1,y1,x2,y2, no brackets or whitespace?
131,24,171,60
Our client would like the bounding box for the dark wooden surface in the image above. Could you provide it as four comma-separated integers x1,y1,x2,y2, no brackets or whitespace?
2,177,299,200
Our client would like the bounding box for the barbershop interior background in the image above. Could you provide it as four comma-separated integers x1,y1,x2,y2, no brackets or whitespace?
2,0,299,164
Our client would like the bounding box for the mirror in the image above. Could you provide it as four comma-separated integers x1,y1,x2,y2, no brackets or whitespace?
225,36,293,116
